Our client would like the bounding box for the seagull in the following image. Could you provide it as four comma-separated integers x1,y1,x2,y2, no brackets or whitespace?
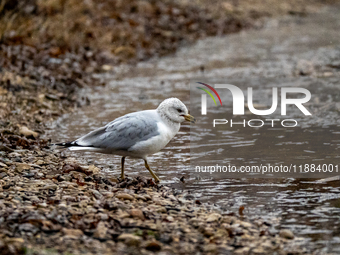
54,98,196,183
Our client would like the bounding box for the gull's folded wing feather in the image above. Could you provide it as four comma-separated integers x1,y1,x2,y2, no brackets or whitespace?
75,110,159,151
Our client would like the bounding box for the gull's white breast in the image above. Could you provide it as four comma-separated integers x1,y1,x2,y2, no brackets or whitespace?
128,121,180,159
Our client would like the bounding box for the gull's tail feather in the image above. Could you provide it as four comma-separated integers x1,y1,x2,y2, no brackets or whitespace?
52,141,101,152
52,141,80,147
69,146,103,152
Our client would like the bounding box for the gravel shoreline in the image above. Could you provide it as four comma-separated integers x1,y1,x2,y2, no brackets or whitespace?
0,153,303,254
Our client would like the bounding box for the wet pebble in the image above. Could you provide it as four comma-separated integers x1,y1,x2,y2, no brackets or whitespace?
0,172,8,179
117,233,142,246
40,184,58,190
130,208,145,220
279,229,294,239
19,126,39,138
91,189,103,200
206,213,222,222
144,240,162,252
16,163,30,172
93,221,108,240
116,193,134,201
62,228,84,239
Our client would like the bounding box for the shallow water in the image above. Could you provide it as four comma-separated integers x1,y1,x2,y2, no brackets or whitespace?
48,6,340,252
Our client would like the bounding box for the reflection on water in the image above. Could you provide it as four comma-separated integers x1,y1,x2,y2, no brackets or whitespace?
48,5,340,252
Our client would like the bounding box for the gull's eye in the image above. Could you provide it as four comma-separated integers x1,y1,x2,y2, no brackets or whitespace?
177,108,182,113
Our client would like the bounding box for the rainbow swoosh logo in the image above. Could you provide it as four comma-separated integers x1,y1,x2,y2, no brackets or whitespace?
196,82,222,106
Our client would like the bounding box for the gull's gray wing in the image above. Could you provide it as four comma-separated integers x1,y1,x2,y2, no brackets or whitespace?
75,110,160,151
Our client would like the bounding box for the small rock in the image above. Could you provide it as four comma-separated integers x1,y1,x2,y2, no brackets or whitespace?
103,200,118,211
114,46,136,59
62,195,77,202
38,203,48,208
97,213,109,221
116,193,134,201
143,194,152,200
165,216,174,222
19,126,38,138
35,160,45,165
93,221,108,240
102,192,114,198
0,172,7,179
7,238,25,244
62,228,83,239
36,172,45,178
8,152,21,158
40,184,58,190
206,213,222,222
239,221,253,228
41,220,61,233
234,247,250,255
135,194,147,201
108,177,118,183
118,212,130,219
91,189,103,200
203,244,217,253
279,229,294,239
23,172,35,178
144,240,162,252
117,233,142,246
130,209,145,220
157,206,167,213
203,227,214,237
87,165,100,174
101,65,113,71
13,157,22,162
58,174,72,182
252,247,266,255
19,223,39,234
58,203,67,209
16,163,30,172
268,227,278,236
28,196,40,203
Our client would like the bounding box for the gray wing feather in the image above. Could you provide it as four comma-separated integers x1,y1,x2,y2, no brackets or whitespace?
76,110,159,151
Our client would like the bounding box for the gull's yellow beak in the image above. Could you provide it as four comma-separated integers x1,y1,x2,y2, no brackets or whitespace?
184,114,196,123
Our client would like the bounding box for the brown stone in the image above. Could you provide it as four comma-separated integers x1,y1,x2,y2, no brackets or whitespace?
116,193,134,201
62,228,83,239
19,126,38,138
145,240,162,252
130,208,145,220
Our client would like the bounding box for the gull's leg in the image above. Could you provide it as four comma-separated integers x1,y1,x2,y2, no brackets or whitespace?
144,159,160,183
121,156,125,180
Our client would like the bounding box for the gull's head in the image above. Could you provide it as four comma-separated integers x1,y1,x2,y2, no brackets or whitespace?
157,98,196,124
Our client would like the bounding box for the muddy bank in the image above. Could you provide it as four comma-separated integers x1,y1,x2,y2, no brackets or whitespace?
2,0,334,65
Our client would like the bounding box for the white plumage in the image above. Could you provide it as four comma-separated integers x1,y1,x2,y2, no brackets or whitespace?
55,98,196,182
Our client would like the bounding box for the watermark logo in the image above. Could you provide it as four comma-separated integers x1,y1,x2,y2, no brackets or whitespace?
196,82,222,115
197,82,312,128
